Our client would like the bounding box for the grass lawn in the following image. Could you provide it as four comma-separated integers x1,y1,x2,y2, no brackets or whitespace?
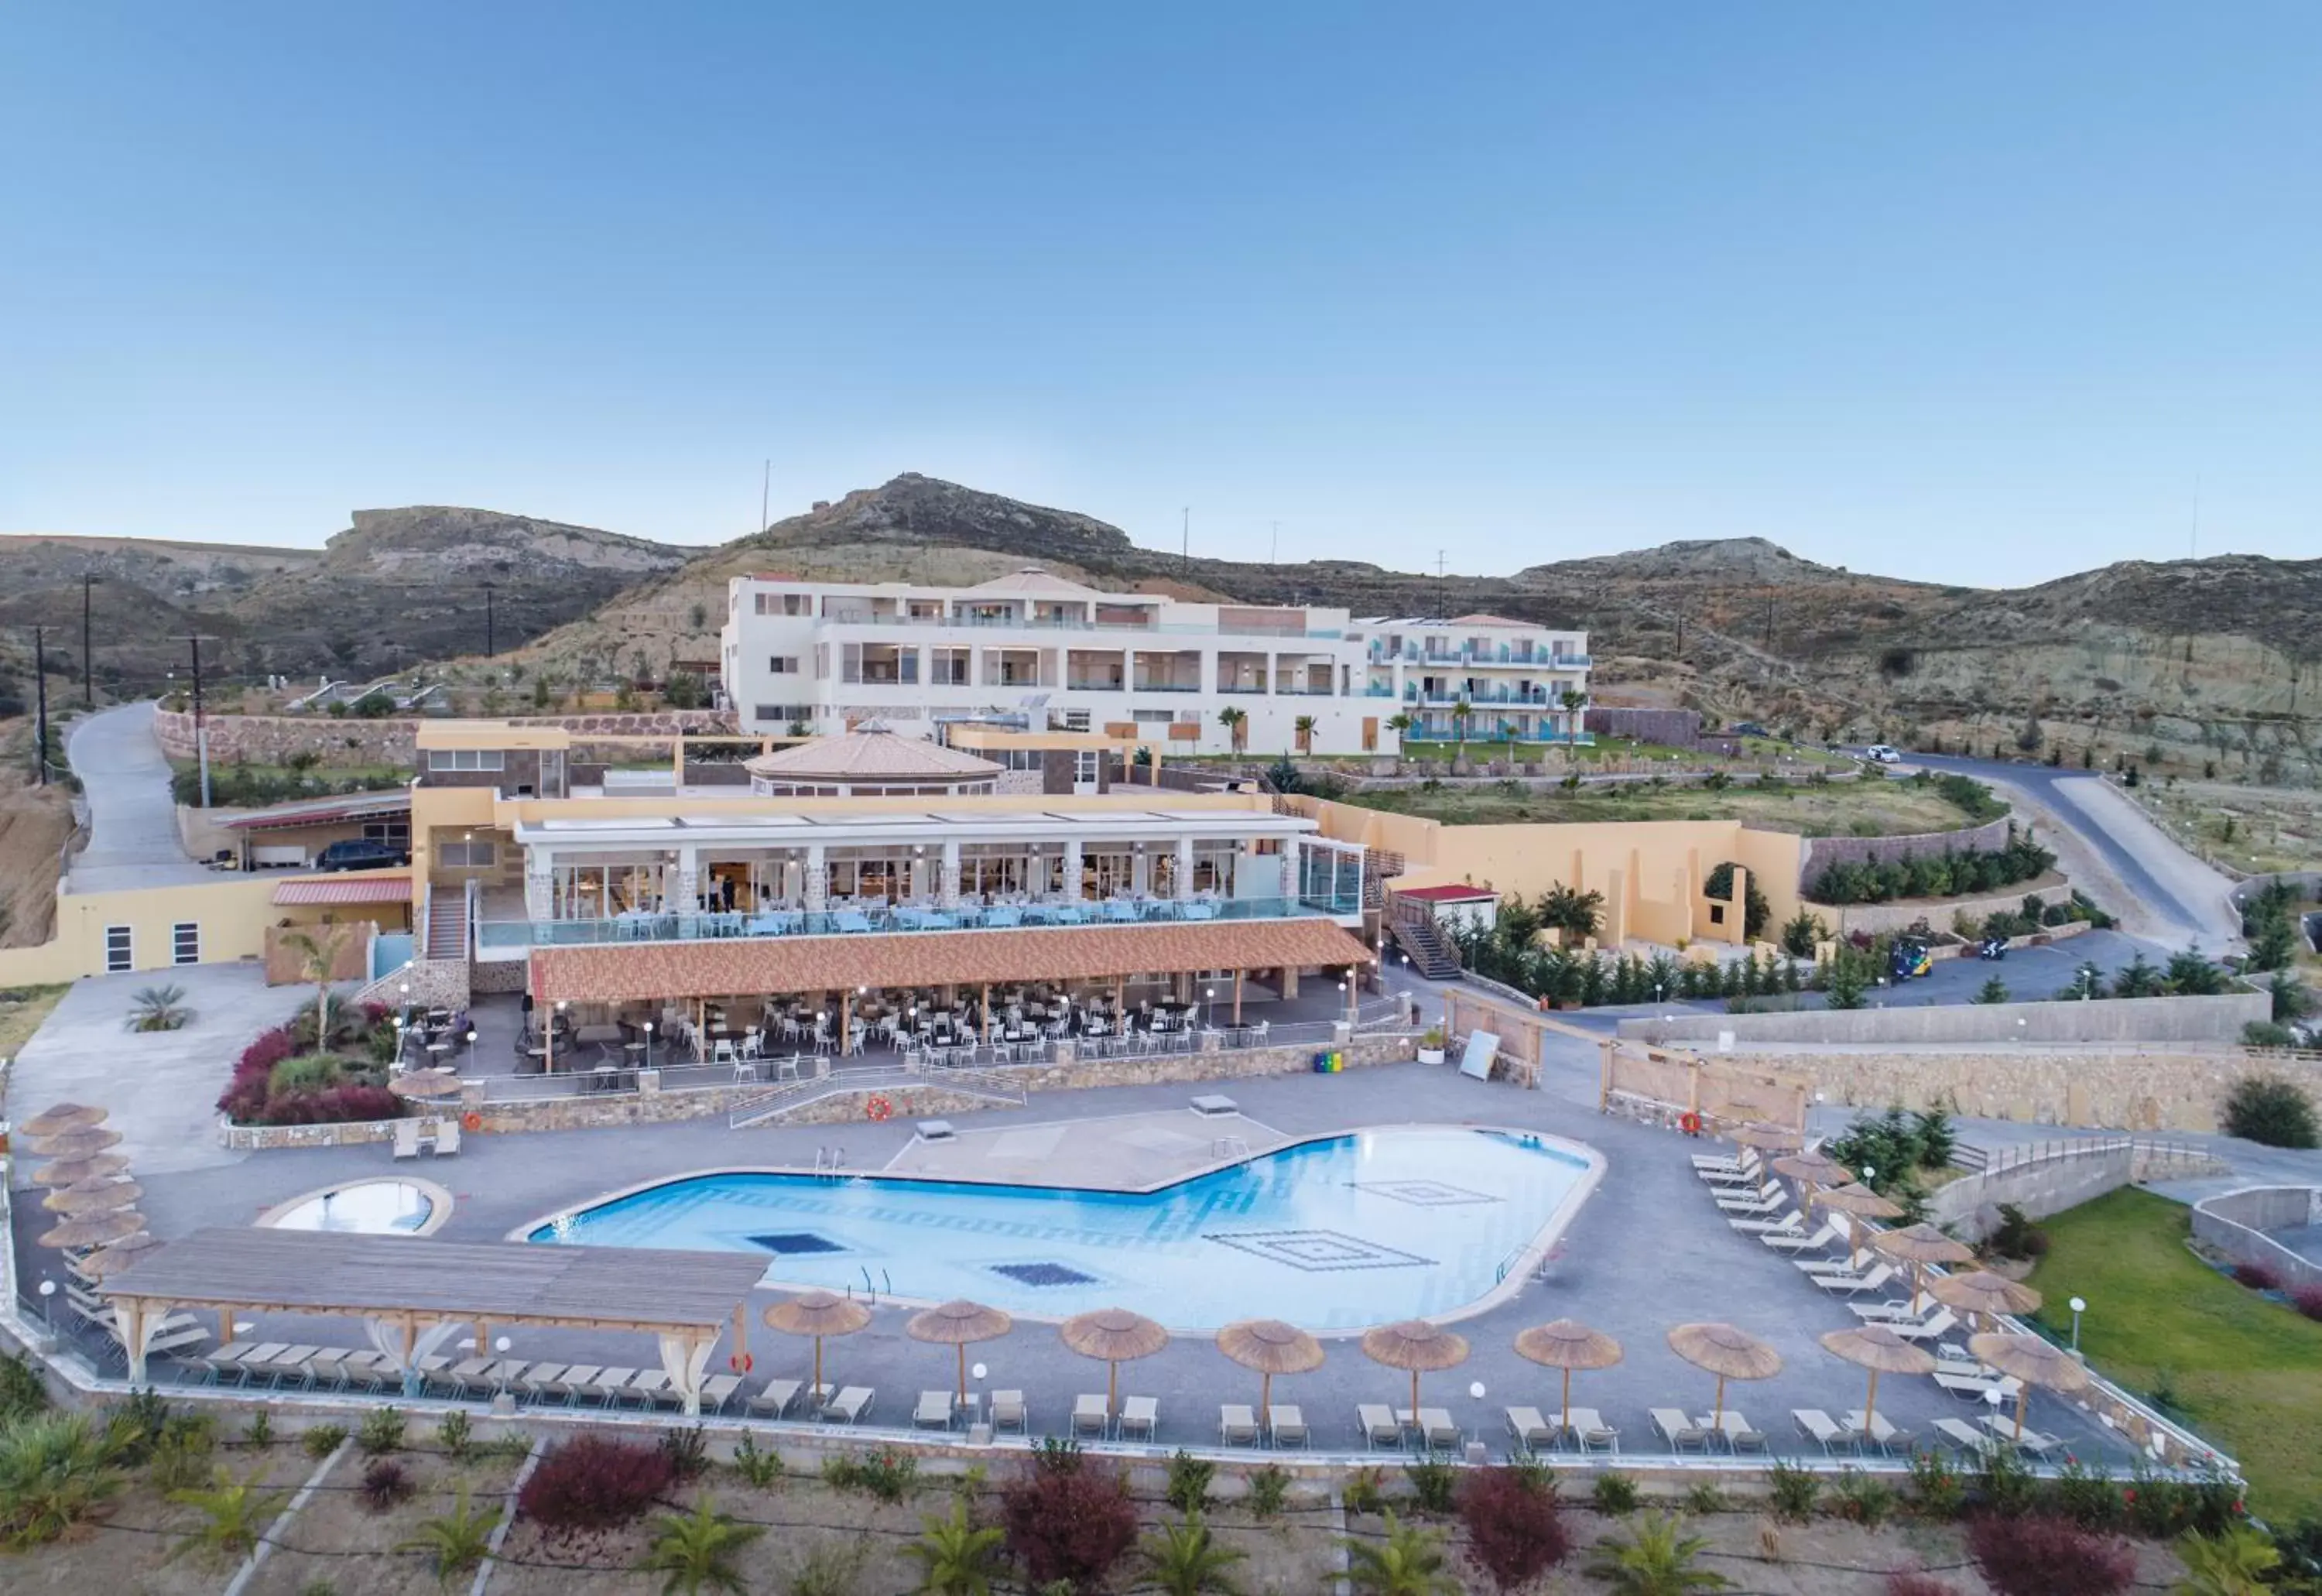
2027,1186,2322,1520
0,983,69,1058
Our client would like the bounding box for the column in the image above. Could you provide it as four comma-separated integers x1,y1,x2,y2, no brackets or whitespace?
804,844,828,913
523,849,553,921
1132,847,1151,896
1279,834,1302,906
1063,839,1084,900
940,841,962,909
675,847,700,913
1173,836,1194,900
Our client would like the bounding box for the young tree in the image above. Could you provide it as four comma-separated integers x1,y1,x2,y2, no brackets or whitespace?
1216,704,1248,755
1560,687,1588,746
1450,698,1474,761
1344,1511,1460,1595
1138,1512,1248,1596
634,1495,762,1596
1293,714,1317,755
279,925,355,1047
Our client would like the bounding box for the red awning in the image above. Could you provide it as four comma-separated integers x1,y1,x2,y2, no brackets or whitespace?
272,875,414,906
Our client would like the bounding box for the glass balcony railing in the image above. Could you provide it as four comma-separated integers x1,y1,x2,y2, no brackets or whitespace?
821,615,1345,641
1370,642,1589,667
477,891,1360,950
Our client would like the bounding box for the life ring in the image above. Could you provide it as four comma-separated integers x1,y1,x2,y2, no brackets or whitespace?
461,1111,484,1133
729,1351,753,1374
865,1094,894,1122
1678,1111,1704,1136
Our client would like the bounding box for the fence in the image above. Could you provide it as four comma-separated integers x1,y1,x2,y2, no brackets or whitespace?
2190,1187,2322,1293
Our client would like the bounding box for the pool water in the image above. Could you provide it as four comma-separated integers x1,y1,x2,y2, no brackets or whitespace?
269,1180,438,1235
528,1127,1594,1330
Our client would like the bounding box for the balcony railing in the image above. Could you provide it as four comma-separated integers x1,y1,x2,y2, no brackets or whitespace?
820,615,1346,641
478,891,1362,950
1372,642,1590,668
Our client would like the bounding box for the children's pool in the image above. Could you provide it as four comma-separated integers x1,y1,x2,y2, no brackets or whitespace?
526,1126,1595,1330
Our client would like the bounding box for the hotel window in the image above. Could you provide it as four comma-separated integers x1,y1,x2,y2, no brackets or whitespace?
930,648,970,686
104,925,132,973
172,922,200,965
1074,751,1100,784
1061,711,1091,732
753,591,810,616
438,840,498,868
426,748,505,772
768,656,798,673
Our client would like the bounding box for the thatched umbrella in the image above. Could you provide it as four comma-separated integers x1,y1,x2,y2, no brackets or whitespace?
1929,1270,2043,1331
77,1234,163,1282
762,1291,872,1398
1216,1319,1324,1416
1514,1319,1624,1434
1729,1122,1804,1152
1667,1322,1782,1431
1361,1319,1469,1418
1872,1224,1977,1313
1772,1151,1854,1188
1969,1332,2091,1442
39,1210,145,1250
906,1300,1013,1408
42,1179,143,1216
19,1102,108,1138
27,1126,123,1161
1817,1183,1904,1252
389,1068,464,1100
1060,1309,1169,1419
30,1152,131,1187
1820,1324,1935,1443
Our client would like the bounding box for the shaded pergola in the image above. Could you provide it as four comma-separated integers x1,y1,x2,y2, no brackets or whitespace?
101,1229,769,1414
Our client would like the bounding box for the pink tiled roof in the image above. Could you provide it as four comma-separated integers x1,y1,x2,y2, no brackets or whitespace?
742,728,1002,782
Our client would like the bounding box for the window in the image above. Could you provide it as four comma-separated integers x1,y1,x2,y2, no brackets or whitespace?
426,748,505,772
754,704,813,724
753,591,810,616
1074,751,1100,785
438,841,498,868
1061,710,1091,732
768,656,798,674
104,925,132,973
172,922,200,965
998,748,1044,772
1130,708,1176,723
364,819,411,847
930,648,970,686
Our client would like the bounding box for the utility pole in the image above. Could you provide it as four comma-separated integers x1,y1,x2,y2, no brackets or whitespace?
482,583,496,659
1269,520,1280,564
1181,507,1190,576
81,574,96,708
761,459,771,533
172,634,213,807
32,626,48,786
1437,550,1447,622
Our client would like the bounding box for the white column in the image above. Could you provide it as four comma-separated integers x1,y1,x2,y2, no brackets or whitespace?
675,846,700,913
1174,836,1195,900
804,844,828,912
1132,847,1151,896
940,841,962,908
524,848,553,920
1279,834,1302,905
1063,839,1084,900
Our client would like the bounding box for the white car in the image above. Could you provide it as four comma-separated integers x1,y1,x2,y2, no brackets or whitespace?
1864,744,1902,763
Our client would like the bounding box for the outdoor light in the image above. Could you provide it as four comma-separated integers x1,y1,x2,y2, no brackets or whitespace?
36,1278,53,1331
495,1337,512,1353
972,1362,988,1382
464,1029,478,1045
1468,1381,1485,1400
2069,1296,2087,1353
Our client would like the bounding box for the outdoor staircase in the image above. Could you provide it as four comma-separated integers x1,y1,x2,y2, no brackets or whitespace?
1388,907,1462,980
424,891,468,961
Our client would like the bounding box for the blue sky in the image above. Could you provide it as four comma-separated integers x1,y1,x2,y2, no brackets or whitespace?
2,3,2315,585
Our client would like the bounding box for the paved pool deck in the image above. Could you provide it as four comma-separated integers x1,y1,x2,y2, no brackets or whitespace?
881,1108,1293,1189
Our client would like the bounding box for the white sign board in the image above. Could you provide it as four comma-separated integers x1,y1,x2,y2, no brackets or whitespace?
1459,1031,1499,1081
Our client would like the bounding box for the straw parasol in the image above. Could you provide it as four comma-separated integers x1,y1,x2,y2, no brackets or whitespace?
39,1210,146,1250
906,1300,1013,1407
389,1069,464,1100
77,1233,163,1281
1969,1332,2091,1442
30,1152,131,1187
1514,1319,1624,1434
1060,1309,1170,1419
1929,1270,2043,1331
762,1290,872,1398
1772,1152,1855,1188
1729,1122,1805,1152
27,1126,123,1160
1216,1319,1324,1416
1817,1183,1904,1252
1361,1319,1469,1419
42,1179,143,1216
1872,1224,1977,1313
1667,1322,1782,1430
19,1102,108,1138
1820,1324,1935,1444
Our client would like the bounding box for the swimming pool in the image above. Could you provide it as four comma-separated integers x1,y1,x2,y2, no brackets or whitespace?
262,1178,446,1235
526,1127,1596,1331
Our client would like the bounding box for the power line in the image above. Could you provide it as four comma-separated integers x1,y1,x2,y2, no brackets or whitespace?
169,633,217,807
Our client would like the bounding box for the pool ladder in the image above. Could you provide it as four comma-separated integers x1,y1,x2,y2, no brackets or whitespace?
813,1146,848,1180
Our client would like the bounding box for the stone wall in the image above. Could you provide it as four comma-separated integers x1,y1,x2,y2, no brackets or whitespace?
153,708,737,765
351,954,469,1012
1758,1045,2322,1132
1622,988,2267,1049
1927,1140,2231,1238
1823,875,2078,938
1797,814,2018,889
2190,1187,2322,1292
1584,707,1704,746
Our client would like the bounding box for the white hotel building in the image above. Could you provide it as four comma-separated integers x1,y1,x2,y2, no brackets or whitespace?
720,570,1588,755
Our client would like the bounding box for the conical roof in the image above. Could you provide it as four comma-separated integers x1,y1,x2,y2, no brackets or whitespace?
744,727,1002,783
964,568,1101,598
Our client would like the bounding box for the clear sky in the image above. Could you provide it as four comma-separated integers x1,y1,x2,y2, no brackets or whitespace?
2,3,2315,585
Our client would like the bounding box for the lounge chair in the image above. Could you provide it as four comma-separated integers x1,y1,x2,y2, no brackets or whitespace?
1884,1309,1960,1342
913,1390,955,1430
1357,1402,1403,1450
1728,1210,1805,1235
1813,1264,1898,1297
1980,1413,2060,1454
392,1119,421,1159
748,1377,801,1418
1933,1370,2022,1402
1934,1416,2003,1458
1505,1406,1554,1456
1119,1396,1159,1441
1266,1405,1309,1448
1795,1248,1876,1274
1072,1395,1111,1438
587,1367,639,1406
518,1365,570,1403
1564,1406,1618,1454
1762,1221,1844,1254
1792,1409,1857,1455
1690,1146,1757,1170
1219,1404,1260,1446
700,1374,744,1413
1700,1413,1768,1454
1651,1407,1709,1452
990,1390,1027,1433
432,1118,461,1156
1849,1296,1942,1322
557,1365,603,1407
821,1386,874,1424
1715,1188,1788,1215
1846,1410,1916,1455
1416,1407,1460,1451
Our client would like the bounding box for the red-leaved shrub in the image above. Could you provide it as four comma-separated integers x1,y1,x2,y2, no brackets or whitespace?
2231,1260,2282,1292
2293,1283,2322,1322
1885,1575,1957,1596
1460,1467,1570,1591
999,1444,1136,1591
517,1435,673,1541
217,1023,402,1125
1967,1513,2136,1596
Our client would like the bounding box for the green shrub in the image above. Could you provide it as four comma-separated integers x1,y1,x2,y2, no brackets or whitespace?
1830,1468,1896,1528
301,1424,348,1461
1907,1448,1966,1520
1768,1458,1820,1522
2221,1075,2319,1148
1403,1455,1457,1515
728,1433,784,1488
433,1409,474,1464
0,1411,128,1548
1590,1471,1639,1515
1343,1464,1388,1516
1165,1448,1216,1514
357,1405,405,1456
0,1355,51,1424
1246,1462,1290,1519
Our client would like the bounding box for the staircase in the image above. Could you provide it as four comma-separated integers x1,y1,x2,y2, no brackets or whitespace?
424,890,468,961
1388,905,1461,980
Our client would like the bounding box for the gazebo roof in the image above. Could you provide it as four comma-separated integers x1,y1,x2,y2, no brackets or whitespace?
743,727,1002,784
964,568,1103,598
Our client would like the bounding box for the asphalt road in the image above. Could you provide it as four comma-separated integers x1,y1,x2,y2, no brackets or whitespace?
63,700,215,892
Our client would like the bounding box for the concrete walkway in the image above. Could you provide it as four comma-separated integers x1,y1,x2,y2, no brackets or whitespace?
63,701,214,893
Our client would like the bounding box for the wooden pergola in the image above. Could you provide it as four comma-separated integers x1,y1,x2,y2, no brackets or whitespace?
101,1229,769,1414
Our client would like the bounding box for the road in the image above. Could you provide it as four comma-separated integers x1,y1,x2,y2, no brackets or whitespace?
1886,752,2242,954
63,700,215,892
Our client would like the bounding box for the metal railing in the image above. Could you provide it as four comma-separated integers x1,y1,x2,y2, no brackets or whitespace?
1950,1135,2214,1175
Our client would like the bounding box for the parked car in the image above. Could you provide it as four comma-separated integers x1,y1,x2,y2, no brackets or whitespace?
1864,743,1902,763
314,839,407,872
1730,721,1771,738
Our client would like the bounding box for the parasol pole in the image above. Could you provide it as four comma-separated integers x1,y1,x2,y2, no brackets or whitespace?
1259,1370,1272,1416
813,1334,824,1399
1865,1367,1881,1437
2015,1383,2028,1441
1410,1368,1420,1420
1560,1366,1573,1436
957,1343,968,1407
1108,1359,1119,1417
1711,1373,1727,1431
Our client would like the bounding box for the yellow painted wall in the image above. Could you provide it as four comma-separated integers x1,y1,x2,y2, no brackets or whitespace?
0,877,290,984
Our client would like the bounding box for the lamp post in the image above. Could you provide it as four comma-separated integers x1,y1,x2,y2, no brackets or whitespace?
2069,1296,2086,1354
36,1278,55,1334
642,1021,654,1069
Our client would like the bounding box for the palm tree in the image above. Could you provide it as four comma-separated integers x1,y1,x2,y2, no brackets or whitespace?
635,1494,762,1596
1344,1512,1459,1596
1139,1512,1247,1596
279,924,355,1046
397,1481,503,1587
126,985,190,1033
1585,1512,1731,1595
1293,714,1317,755
166,1467,286,1565
1385,711,1414,749
1216,704,1248,756
904,1498,1006,1596
2174,1524,2281,1596
1560,687,1588,747
1450,699,1474,762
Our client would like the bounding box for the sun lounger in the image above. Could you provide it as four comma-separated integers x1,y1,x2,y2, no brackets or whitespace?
1691,1146,1757,1170
1762,1221,1844,1254
1416,1407,1460,1450
1933,1370,2022,1402
1219,1404,1260,1446
1728,1211,1805,1235
1795,1248,1876,1274
1793,1409,1858,1454
1267,1405,1308,1448
1699,1413,1768,1454
557,1365,602,1407
143,1323,211,1359
1119,1396,1159,1441
1357,1402,1402,1450
518,1365,569,1403
1845,1410,1916,1455
1564,1406,1618,1454
1980,1413,2060,1454
821,1385,874,1424
392,1119,422,1159
1715,1190,1788,1216
1073,1395,1111,1438
1652,1407,1709,1452
587,1367,639,1405
1849,1297,1939,1322
914,1390,955,1430
1883,1310,1959,1342
431,1118,461,1156
990,1390,1027,1433
1934,1416,2002,1458
1505,1406,1554,1455
1813,1264,1898,1297
700,1374,743,1413
748,1377,801,1418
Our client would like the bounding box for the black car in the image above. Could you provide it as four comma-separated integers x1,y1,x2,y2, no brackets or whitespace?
315,839,407,872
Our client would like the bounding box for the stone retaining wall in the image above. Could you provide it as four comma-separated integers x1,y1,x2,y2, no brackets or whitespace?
1824,875,2077,937
153,707,737,765
1797,813,2017,887
1759,1045,2322,1132
1624,988,2265,1049
1927,1142,2231,1238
